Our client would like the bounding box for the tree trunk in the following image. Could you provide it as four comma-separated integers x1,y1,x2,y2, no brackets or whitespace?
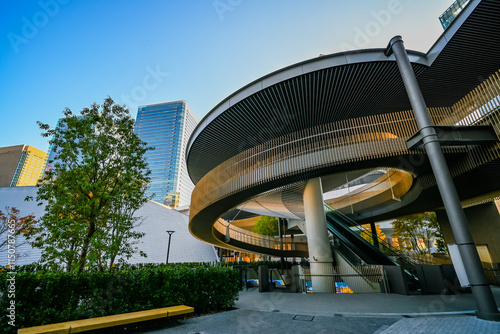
66,240,77,272
78,220,96,273
109,254,117,270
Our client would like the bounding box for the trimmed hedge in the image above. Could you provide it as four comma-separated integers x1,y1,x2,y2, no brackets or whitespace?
0,263,239,333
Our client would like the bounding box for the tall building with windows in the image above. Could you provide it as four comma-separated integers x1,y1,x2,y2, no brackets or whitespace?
439,0,470,30
134,101,198,208
0,145,48,187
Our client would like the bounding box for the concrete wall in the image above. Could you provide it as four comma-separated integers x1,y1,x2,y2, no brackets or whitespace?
0,145,24,187
436,202,500,263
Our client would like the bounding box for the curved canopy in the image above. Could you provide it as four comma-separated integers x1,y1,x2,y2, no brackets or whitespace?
187,0,500,184
185,0,500,254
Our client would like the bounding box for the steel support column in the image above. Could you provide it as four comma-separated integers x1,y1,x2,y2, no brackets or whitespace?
386,35,500,321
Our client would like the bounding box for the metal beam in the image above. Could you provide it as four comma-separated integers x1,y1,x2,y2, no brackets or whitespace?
406,125,498,149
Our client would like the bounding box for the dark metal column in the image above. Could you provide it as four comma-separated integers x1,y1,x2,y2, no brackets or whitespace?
385,35,500,321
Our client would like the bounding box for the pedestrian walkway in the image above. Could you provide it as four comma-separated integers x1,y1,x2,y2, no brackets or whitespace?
135,286,500,334
235,286,500,317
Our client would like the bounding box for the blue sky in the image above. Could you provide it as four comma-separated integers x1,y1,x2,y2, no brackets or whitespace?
1,0,454,152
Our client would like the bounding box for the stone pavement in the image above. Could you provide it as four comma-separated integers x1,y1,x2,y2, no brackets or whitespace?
135,309,399,334
378,316,500,334
135,286,500,334
235,286,500,317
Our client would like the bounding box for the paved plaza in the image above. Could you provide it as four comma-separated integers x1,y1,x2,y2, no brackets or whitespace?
134,286,500,333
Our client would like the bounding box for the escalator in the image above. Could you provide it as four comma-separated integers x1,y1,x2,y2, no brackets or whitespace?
324,204,418,284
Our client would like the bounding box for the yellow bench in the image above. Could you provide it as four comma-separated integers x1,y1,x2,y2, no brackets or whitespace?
18,305,194,334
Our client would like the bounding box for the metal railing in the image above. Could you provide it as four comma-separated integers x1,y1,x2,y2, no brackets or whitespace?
213,218,308,253
298,265,383,293
483,262,500,286
327,168,413,211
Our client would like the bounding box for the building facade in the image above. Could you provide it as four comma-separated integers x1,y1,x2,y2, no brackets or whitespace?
135,101,198,208
0,145,47,187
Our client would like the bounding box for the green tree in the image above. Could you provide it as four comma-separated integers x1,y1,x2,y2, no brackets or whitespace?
251,216,279,236
25,97,152,273
391,212,447,255
360,223,386,244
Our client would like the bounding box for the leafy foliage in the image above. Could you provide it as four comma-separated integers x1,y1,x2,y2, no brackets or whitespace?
25,97,152,273
0,207,36,260
251,216,279,236
391,212,447,255
0,263,239,332
359,223,386,244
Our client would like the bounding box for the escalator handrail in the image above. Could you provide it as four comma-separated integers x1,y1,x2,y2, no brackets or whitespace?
324,205,419,283
325,204,417,267
326,214,396,265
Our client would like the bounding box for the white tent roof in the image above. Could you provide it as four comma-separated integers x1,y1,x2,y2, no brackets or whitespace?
0,187,218,267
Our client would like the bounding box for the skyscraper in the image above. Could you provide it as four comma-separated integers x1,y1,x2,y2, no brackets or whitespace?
439,0,470,30
0,145,48,187
134,101,198,208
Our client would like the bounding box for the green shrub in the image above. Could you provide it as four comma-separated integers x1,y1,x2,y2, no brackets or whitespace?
0,263,239,333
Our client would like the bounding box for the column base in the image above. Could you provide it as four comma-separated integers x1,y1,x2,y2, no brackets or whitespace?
475,310,500,322
310,262,336,293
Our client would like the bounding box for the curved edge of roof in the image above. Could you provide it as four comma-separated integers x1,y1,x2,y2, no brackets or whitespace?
425,0,480,66
187,48,426,159
186,0,481,165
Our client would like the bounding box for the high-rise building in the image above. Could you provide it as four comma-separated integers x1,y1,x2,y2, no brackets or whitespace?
0,145,48,187
439,0,470,30
134,100,198,208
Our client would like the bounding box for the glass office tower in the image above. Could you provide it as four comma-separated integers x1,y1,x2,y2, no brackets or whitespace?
134,101,198,208
439,0,470,30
